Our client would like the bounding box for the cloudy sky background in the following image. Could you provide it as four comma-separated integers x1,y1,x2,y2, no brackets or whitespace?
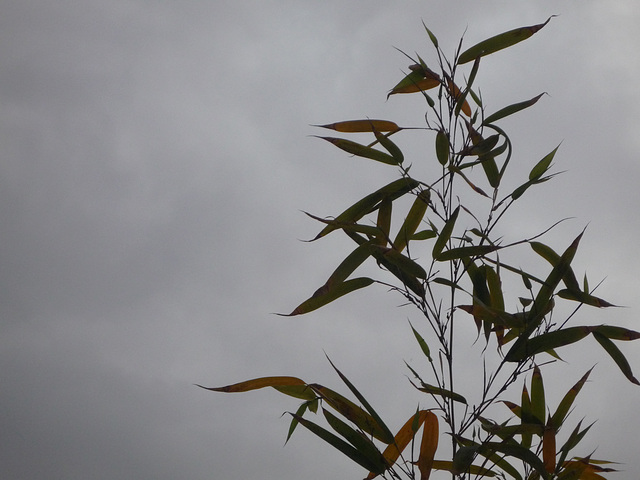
1,1,639,479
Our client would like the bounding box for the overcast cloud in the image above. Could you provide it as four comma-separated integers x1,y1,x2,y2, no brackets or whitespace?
1,2,639,479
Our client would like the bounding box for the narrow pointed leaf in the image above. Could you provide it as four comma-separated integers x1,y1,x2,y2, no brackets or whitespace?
393,190,430,252
529,145,560,181
283,277,374,316
317,136,397,165
376,246,427,279
531,365,546,425
543,425,557,474
521,384,533,448
452,445,479,474
557,289,616,308
483,93,546,125
315,119,400,132
388,70,440,98
197,376,306,393
303,212,383,238
417,383,467,404
592,332,640,384
431,460,497,477
485,441,549,479
591,325,640,341
291,413,386,473
505,326,592,362
550,368,593,429
432,206,459,258
373,128,404,164
412,229,437,241
376,197,392,246
458,17,553,64
530,241,580,291
322,409,387,472
437,244,500,262
314,177,419,239
286,402,310,444
422,21,438,47
325,357,396,444
410,321,433,362
307,243,375,297
418,412,439,480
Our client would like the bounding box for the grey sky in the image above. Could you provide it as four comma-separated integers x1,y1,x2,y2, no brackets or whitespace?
1,2,638,479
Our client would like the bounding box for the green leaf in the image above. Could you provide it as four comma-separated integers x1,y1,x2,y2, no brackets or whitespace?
530,241,580,291
325,357,396,444
286,401,310,444
283,277,374,316
483,93,546,125
412,229,437,241
373,128,404,164
393,190,430,252
314,177,419,239
433,206,460,258
317,136,398,165
530,365,546,425
436,130,450,165
557,289,616,308
322,409,388,472
291,413,387,474
505,326,592,362
388,70,440,98
452,445,479,474
422,20,438,48
409,321,432,362
529,145,560,181
314,119,400,132
307,243,373,294
550,368,593,430
592,332,640,385
374,246,427,279
376,197,392,245
591,325,640,341
483,441,550,479
437,244,500,262
416,383,468,404
458,17,553,64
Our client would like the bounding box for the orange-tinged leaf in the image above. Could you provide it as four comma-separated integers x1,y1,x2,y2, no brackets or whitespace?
418,412,439,480
543,425,556,473
315,119,400,133
446,78,472,116
388,70,440,98
197,376,306,393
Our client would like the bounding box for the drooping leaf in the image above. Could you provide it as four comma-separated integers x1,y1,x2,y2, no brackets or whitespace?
317,136,398,165
325,357,396,444
410,321,433,362
303,212,383,238
435,130,450,165
458,17,553,64
591,325,640,341
291,413,387,474
418,412,439,480
483,441,550,479
376,197,392,246
309,384,392,443
314,119,400,133
283,277,375,316
592,332,640,385
373,128,404,164
483,93,546,125
557,289,616,308
314,177,419,239
322,409,388,473
375,245,427,279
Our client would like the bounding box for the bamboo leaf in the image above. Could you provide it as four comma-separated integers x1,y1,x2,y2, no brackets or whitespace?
388,70,440,98
376,197,392,246
592,332,640,385
322,409,388,473
458,17,553,64
530,241,580,291
417,383,468,404
286,401,311,444
197,376,306,393
375,246,427,279
314,119,400,132
314,177,419,239
410,321,433,362
431,460,497,477
483,93,546,125
303,211,383,238
412,229,437,241
550,368,593,430
505,326,592,362
543,426,557,474
432,206,459,258
531,365,546,425
435,130,450,165
437,244,500,262
418,412,439,480
393,190,430,252
521,384,533,449
317,136,398,165
325,357,396,444
591,325,640,341
283,277,374,316
483,441,550,479
373,128,404,164
557,289,616,308
291,413,387,473
529,145,560,181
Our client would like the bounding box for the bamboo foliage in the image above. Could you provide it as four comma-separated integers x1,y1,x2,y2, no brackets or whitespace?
203,18,638,480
